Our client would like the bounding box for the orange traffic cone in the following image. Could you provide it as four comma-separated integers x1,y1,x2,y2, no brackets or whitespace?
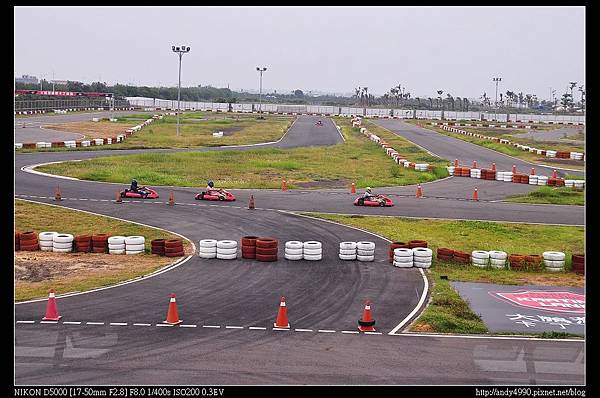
42,289,61,321
491,163,496,171
530,168,536,176
472,160,477,168
512,165,517,174
552,169,557,178
351,182,356,194
454,159,459,167
248,194,255,210
54,185,62,201
282,180,288,191
168,192,175,206
163,293,182,325
472,187,479,201
358,300,376,332
115,190,122,203
274,296,290,329
415,184,423,198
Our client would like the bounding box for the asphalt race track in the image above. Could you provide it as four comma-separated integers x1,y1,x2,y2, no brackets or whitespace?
14,113,584,384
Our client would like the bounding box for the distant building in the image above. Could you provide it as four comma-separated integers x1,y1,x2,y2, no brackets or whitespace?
15,74,38,84
50,80,69,85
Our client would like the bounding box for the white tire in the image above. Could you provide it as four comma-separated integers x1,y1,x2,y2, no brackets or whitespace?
489,251,507,260
339,249,356,256
471,258,489,266
40,246,54,251
490,258,506,266
126,243,145,251
53,234,74,243
357,241,375,250
339,242,357,250
39,232,58,241
303,248,322,256
544,260,565,267
543,251,565,261
52,242,73,249
413,248,433,257
217,240,237,249
339,253,356,260
393,255,413,263
39,241,54,248
216,252,237,260
303,241,322,250
284,253,303,261
216,247,237,255
490,263,505,269
199,239,217,248
125,236,145,245
108,236,126,245
285,248,303,256
357,254,374,262
393,261,413,268
126,250,144,255
52,247,72,253
357,249,375,256
108,243,126,250
109,249,125,255
471,250,490,259
393,248,413,257
545,267,564,272
285,241,303,250
199,252,217,259
303,254,322,261
413,261,431,269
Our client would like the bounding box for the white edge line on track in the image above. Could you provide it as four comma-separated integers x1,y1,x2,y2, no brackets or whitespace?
14,198,197,305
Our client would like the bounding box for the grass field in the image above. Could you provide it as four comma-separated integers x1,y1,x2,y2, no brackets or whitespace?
504,186,585,206
14,199,192,301
303,213,584,334
35,118,449,189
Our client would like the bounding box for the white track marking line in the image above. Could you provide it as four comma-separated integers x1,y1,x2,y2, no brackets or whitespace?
364,331,383,335
341,331,360,334
62,321,81,325
202,325,220,329
86,322,104,325
133,323,151,326
317,329,336,333
225,326,244,329
294,328,314,332
16,320,35,324
109,322,128,326
180,324,197,328
273,327,290,331
248,326,267,330
156,323,174,327
40,321,58,324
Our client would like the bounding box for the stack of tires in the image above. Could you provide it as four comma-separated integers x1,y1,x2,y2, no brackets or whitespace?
389,241,410,263
256,238,278,262
241,236,259,259
571,254,585,274
125,236,145,255
15,231,20,251
524,255,543,270
356,241,375,262
537,176,548,186
529,174,538,185
408,240,428,249
53,234,73,253
508,254,526,270
393,248,413,268
198,239,217,258
164,239,184,257
302,241,322,261
92,234,110,253
543,251,565,272
285,241,303,261
413,248,433,268
39,232,57,251
339,241,357,260
151,239,166,256
75,235,92,252
452,250,470,264
471,250,490,268
488,251,507,269
217,240,238,260
108,236,126,255
19,231,39,251
436,247,454,262
470,168,481,179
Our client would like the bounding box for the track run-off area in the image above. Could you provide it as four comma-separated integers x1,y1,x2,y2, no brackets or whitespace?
14,113,584,384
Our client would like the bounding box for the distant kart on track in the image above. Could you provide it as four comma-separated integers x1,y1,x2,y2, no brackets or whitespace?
353,195,394,207
195,190,236,201
315,120,323,126
120,187,159,199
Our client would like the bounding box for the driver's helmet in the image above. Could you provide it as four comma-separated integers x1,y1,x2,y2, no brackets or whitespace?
208,180,214,188
366,187,372,194
132,179,137,185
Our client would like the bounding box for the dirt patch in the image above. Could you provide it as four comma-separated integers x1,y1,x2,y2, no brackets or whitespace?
214,127,243,136
42,121,135,139
294,179,350,189
411,323,435,332
512,274,584,287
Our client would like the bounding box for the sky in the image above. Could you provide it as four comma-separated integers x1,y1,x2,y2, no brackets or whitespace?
14,6,585,100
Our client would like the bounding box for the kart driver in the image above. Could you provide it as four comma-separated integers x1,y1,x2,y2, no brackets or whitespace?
207,180,225,198
362,187,383,203
130,179,139,192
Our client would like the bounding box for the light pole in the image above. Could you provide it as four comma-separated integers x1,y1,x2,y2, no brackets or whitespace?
256,67,267,116
172,45,191,136
569,81,577,112
492,77,502,121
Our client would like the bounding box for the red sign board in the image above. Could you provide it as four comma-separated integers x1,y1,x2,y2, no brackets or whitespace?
493,290,585,314
14,89,112,98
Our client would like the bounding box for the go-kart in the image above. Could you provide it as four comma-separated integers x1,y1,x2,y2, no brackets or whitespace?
353,194,394,207
315,120,323,126
120,187,159,199
195,189,236,201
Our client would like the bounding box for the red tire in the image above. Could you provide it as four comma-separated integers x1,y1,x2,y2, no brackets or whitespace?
256,247,278,255
151,239,166,247
92,247,107,253
164,246,183,254
437,247,454,256
453,250,470,259
165,251,184,257
408,240,428,249
20,244,39,251
241,236,259,246
453,256,469,264
255,253,278,262
572,254,585,264
75,235,92,243
436,254,453,262
19,231,38,242
92,234,110,242
241,252,256,259
525,255,542,264
164,239,183,249
76,246,90,252
256,238,278,249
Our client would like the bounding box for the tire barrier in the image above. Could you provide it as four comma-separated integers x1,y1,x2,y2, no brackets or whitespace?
393,248,413,268
388,241,410,263
565,180,586,189
39,231,58,252
452,250,471,264
508,254,526,270
488,251,507,269
356,241,375,262
15,231,20,251
408,240,428,249
572,254,585,274
91,234,110,253
436,247,454,262
339,241,358,261
124,236,145,255
358,126,430,172
19,231,39,251
471,250,490,268
284,241,303,260
256,238,278,262
216,240,238,260
164,239,184,257
241,236,259,259
74,235,92,252
543,251,565,272
52,233,73,253
413,247,433,268
198,239,217,259
151,239,166,256
303,241,323,261
108,236,126,255
437,124,585,159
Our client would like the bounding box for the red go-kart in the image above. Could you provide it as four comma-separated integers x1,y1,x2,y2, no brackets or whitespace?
120,187,159,199
195,189,236,201
353,194,394,207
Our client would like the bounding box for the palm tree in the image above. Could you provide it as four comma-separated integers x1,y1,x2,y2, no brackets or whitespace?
464,98,469,111
428,97,433,109
446,93,454,111
456,97,462,111
362,87,369,106
354,87,361,106
518,92,524,109
437,90,443,109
